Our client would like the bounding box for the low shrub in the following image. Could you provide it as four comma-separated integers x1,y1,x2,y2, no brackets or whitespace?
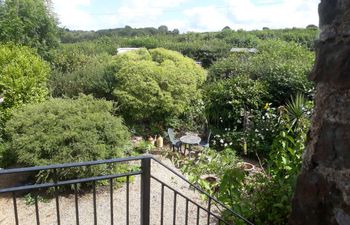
3,95,131,184
175,148,240,196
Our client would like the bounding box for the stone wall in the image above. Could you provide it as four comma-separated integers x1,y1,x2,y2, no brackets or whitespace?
289,0,350,224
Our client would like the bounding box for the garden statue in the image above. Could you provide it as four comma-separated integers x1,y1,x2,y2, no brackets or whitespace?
147,136,156,146
156,135,163,148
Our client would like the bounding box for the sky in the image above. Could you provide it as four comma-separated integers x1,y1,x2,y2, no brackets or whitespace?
52,0,320,32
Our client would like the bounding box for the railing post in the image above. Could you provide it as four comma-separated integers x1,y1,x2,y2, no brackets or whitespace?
141,157,151,225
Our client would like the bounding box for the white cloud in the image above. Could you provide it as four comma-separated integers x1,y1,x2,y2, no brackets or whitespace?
183,6,231,32
104,0,190,29
160,0,319,32
226,0,319,30
52,0,320,32
161,19,189,32
53,0,95,30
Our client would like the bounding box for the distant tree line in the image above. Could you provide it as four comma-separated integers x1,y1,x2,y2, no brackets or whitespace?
57,27,317,68
60,25,180,43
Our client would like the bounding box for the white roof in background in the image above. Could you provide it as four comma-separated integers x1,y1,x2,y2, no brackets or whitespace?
230,48,258,53
117,48,140,54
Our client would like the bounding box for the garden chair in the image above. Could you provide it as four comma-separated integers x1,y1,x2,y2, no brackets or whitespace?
199,130,211,148
167,128,182,151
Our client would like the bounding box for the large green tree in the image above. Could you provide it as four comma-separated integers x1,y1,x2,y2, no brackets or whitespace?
0,0,59,58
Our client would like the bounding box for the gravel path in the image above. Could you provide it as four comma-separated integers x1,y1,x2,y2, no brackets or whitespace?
0,156,220,225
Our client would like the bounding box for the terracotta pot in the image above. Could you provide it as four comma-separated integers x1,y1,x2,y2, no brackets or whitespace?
240,162,255,172
200,174,219,183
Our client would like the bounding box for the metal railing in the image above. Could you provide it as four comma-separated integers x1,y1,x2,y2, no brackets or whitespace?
0,155,254,225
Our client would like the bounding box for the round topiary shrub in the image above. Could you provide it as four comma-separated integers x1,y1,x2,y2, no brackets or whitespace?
111,48,206,132
3,95,131,184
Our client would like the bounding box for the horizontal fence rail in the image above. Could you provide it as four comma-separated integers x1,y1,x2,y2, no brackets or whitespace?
0,155,254,225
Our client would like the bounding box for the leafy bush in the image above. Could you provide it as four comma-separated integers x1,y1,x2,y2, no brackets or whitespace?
3,95,131,183
58,28,317,69
177,111,309,225
252,40,314,105
211,106,282,156
171,99,207,132
111,48,206,133
0,43,50,154
208,53,251,82
268,94,311,178
172,148,240,196
49,46,91,73
218,170,297,225
208,39,314,106
0,44,50,111
244,103,309,225
204,75,267,130
49,54,115,99
217,95,310,224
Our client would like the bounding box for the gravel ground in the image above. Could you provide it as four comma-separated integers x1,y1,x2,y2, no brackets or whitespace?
0,155,220,225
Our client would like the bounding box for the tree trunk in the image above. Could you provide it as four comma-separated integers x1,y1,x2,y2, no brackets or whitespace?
289,1,350,224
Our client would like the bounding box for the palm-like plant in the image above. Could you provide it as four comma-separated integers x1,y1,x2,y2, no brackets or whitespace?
285,93,306,129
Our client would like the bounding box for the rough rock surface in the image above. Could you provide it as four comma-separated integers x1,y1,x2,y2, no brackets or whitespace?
289,0,350,224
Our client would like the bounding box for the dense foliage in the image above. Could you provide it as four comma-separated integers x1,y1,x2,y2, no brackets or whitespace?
251,40,314,105
0,0,59,58
0,44,50,143
205,75,267,129
2,96,131,181
0,44,50,110
60,25,180,43
58,28,317,68
0,12,317,224
111,48,206,133
173,94,311,225
204,39,314,157
49,53,115,99
208,39,314,105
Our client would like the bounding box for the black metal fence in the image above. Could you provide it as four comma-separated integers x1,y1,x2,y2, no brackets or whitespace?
0,155,254,225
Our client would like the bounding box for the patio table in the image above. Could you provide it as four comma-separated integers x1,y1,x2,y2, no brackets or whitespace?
180,134,201,155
